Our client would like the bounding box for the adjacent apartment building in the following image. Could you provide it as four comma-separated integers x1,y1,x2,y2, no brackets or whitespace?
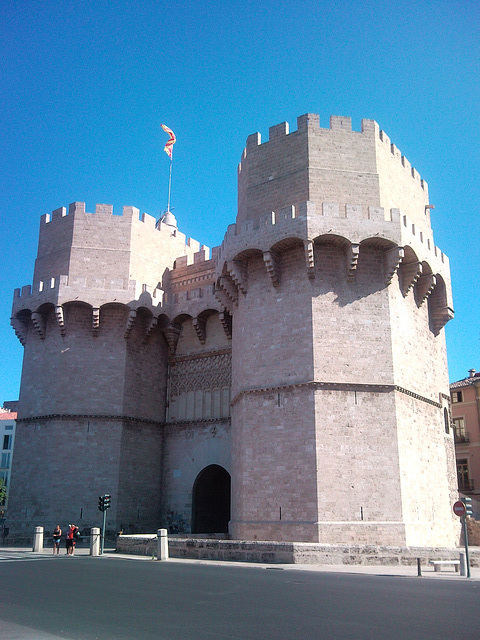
0,408,16,514
451,369,480,501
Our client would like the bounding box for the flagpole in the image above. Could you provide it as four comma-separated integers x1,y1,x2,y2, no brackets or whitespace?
167,148,173,213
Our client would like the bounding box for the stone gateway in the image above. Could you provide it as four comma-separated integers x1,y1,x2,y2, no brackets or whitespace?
8,114,459,547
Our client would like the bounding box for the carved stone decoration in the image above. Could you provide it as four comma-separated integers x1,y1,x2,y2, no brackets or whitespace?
192,316,207,344
431,306,455,335
226,260,247,294
263,250,280,287
143,316,158,343
124,309,136,340
55,305,66,337
304,240,315,279
11,317,28,346
92,308,100,337
384,246,404,285
31,312,46,340
219,310,232,340
401,261,422,296
346,243,360,280
219,276,239,304
163,322,182,355
214,284,234,315
415,273,437,306
169,351,232,395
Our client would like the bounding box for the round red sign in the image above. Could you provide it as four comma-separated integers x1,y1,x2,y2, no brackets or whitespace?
453,501,466,517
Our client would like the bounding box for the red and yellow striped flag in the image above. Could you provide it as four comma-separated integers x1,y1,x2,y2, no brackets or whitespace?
161,124,176,158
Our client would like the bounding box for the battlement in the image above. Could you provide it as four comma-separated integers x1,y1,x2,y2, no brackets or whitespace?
219,201,448,274
40,202,206,254
237,115,430,228
239,114,422,181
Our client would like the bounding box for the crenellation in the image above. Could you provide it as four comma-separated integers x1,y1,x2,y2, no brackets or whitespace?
95,203,113,215
269,121,289,139
139,211,157,228
329,115,352,130
51,206,67,220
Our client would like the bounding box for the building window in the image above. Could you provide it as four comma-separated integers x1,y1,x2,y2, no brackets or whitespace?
0,453,10,469
3,435,12,450
457,459,472,492
444,408,450,434
452,391,463,403
453,417,468,442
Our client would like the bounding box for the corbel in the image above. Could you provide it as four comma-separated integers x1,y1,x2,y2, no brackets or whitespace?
192,316,207,345
219,310,232,340
226,260,247,294
55,305,66,337
92,308,100,337
415,273,436,306
346,243,360,280
163,322,182,355
263,250,280,287
124,309,137,340
31,312,46,340
384,247,404,285
401,261,422,296
304,240,315,279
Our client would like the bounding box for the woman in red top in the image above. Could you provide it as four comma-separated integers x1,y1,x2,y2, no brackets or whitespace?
66,524,77,555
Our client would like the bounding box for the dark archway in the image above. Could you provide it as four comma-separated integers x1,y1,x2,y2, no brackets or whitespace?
192,465,231,534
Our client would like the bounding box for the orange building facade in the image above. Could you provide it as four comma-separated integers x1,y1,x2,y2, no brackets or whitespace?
451,369,480,503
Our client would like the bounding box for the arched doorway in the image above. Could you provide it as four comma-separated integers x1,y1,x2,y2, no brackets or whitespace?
192,465,231,534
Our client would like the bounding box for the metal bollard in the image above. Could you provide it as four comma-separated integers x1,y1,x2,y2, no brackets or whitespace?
157,528,169,561
459,551,467,576
90,527,100,556
32,526,44,552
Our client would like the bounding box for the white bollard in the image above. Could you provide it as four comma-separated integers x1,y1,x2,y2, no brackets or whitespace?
90,527,100,556
459,551,467,576
157,528,169,561
32,526,44,552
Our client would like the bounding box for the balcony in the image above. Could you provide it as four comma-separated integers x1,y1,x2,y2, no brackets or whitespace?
458,479,475,493
454,432,470,444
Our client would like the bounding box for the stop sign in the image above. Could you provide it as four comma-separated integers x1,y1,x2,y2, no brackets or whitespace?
453,501,466,517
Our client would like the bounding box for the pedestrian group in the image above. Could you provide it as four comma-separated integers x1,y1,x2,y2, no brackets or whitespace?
52,523,80,555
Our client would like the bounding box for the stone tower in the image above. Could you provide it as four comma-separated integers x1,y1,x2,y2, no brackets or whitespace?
215,114,457,546
9,114,458,548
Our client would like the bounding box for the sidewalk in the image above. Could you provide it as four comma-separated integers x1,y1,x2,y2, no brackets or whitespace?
4,546,478,580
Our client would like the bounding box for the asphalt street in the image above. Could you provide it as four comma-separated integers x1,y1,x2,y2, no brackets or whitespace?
0,553,478,640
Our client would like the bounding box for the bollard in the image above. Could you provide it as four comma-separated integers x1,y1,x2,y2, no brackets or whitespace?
32,526,44,552
90,527,100,556
417,558,422,577
459,551,467,576
157,528,169,561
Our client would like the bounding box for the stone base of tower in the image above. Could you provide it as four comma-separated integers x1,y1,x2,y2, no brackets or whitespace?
230,520,408,545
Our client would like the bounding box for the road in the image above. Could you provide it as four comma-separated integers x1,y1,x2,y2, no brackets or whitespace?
0,554,478,639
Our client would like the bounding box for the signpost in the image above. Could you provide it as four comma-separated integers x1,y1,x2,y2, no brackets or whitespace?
453,499,470,578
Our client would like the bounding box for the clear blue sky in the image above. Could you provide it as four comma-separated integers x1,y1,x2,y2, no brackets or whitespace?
1,0,478,403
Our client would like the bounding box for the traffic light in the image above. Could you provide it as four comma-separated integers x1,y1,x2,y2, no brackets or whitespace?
462,496,473,517
98,496,105,512
103,494,111,510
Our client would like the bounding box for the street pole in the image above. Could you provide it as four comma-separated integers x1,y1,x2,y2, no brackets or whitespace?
101,507,107,555
462,515,471,578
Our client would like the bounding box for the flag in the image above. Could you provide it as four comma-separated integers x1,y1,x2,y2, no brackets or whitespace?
161,124,176,158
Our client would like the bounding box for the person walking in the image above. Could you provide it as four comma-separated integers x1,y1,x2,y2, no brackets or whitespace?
52,525,62,554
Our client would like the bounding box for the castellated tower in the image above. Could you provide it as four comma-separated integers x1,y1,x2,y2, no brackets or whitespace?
216,114,457,546
9,114,458,548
